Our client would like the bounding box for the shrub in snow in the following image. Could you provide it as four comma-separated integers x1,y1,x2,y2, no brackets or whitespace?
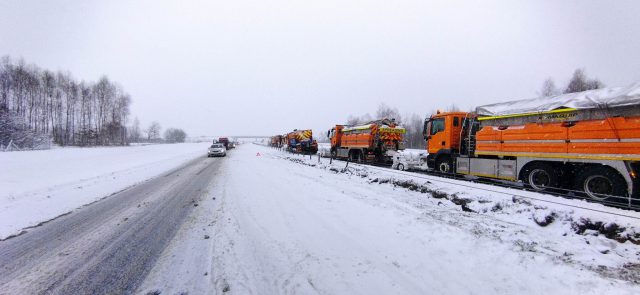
571,218,639,244
532,209,556,227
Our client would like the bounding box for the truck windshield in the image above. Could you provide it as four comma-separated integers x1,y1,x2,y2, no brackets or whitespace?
430,118,445,135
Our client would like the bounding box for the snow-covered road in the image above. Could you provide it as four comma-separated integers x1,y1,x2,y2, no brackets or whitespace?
144,143,638,294
0,154,223,294
0,143,210,239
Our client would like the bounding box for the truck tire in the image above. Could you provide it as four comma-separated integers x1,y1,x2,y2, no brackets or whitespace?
521,162,559,191
435,155,453,174
357,150,365,163
350,150,364,163
397,163,405,171
575,165,627,201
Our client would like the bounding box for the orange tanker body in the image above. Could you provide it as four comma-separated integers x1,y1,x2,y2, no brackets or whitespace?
328,118,405,163
423,82,640,203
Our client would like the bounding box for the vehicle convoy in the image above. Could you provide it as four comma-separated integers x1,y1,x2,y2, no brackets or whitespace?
285,129,318,154
423,82,640,202
328,118,406,163
208,143,227,157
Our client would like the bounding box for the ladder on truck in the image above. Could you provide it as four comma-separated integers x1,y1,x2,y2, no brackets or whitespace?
460,115,480,157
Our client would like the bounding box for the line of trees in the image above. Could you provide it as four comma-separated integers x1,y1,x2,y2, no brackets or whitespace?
127,119,187,144
0,56,131,146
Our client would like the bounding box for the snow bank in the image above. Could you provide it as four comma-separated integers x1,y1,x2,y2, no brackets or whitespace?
0,143,209,239
272,148,640,289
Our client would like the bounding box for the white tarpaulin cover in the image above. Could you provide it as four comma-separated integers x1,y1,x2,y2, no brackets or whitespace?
476,81,640,117
343,123,405,132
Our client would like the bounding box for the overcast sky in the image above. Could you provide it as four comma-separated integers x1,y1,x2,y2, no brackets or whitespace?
1,0,639,137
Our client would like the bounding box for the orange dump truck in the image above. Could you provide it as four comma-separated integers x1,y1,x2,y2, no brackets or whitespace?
270,135,284,148
423,82,640,202
285,129,318,154
329,118,405,163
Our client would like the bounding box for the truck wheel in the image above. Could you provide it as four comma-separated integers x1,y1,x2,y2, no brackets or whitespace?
397,163,405,171
521,163,559,191
351,150,363,162
435,156,453,174
358,151,365,163
575,166,627,201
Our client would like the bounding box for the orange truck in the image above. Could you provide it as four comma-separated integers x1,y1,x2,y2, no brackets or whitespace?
423,82,640,202
328,118,406,163
270,135,284,148
285,129,318,154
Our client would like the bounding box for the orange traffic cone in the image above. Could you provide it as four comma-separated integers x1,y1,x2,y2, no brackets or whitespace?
256,152,261,156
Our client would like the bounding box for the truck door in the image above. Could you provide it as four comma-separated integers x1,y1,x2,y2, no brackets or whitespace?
427,117,446,154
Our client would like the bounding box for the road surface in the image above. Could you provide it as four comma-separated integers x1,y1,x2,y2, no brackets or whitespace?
0,155,222,295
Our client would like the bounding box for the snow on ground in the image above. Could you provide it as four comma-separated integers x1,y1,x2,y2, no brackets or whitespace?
145,143,639,294
0,143,210,239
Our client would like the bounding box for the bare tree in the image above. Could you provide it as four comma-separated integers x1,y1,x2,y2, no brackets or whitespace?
376,103,402,123
539,78,559,97
346,113,374,125
404,113,426,149
346,115,361,125
164,128,187,143
129,117,141,142
564,68,604,94
145,121,161,141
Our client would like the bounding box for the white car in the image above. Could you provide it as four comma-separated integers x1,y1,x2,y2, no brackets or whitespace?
391,149,429,171
208,143,227,157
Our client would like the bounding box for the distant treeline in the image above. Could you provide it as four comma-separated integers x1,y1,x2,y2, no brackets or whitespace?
0,56,130,146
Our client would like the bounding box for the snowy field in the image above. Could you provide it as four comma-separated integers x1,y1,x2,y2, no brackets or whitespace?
0,143,209,239
142,143,640,294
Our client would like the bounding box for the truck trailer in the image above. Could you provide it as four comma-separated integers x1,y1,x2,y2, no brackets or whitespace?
423,82,640,202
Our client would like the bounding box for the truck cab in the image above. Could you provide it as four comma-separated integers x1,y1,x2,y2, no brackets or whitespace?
423,111,469,172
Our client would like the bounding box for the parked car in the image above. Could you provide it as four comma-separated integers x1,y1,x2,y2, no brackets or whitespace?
391,149,428,171
208,143,227,157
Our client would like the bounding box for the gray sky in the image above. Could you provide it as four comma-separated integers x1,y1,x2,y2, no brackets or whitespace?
1,0,639,137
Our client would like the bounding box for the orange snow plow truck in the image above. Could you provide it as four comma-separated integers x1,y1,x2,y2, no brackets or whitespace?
285,129,318,154
424,82,640,203
328,118,406,163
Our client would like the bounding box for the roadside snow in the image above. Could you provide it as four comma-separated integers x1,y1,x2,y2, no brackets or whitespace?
154,144,638,295
0,143,209,239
